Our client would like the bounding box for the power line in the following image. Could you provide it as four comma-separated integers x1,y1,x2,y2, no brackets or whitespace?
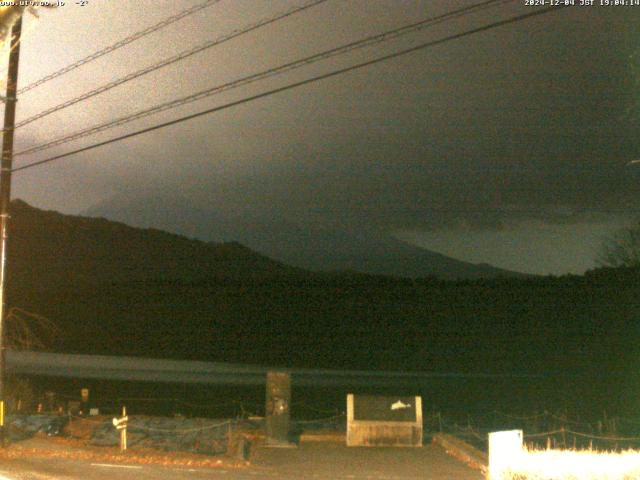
11,0,330,130
12,5,567,174
14,0,515,157
17,0,222,95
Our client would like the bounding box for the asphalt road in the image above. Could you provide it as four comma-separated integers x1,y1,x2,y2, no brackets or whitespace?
0,444,483,480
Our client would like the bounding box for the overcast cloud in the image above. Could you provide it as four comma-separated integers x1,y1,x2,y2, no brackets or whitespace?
4,0,640,274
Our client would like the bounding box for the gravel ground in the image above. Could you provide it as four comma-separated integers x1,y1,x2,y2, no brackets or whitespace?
0,436,483,479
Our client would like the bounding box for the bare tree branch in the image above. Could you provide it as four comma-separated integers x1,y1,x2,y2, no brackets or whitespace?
5,307,59,351
597,222,640,268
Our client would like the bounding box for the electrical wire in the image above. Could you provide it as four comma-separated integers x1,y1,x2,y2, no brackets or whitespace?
12,5,567,174
17,0,223,95
13,0,515,157
11,0,330,130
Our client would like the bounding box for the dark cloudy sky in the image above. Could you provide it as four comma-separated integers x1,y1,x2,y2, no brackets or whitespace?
5,0,640,274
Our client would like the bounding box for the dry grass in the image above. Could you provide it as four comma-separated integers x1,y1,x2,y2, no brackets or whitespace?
0,434,249,470
503,447,640,480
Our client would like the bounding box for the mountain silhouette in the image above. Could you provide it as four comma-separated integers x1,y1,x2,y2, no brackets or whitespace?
83,193,527,280
2,200,637,419
8,199,301,287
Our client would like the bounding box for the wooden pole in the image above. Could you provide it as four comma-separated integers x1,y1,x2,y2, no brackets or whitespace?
120,406,127,452
0,13,22,447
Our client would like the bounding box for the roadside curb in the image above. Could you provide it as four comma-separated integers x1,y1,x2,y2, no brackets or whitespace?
299,431,345,443
431,433,487,473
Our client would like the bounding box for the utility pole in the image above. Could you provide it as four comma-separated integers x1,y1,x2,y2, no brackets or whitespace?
0,14,23,445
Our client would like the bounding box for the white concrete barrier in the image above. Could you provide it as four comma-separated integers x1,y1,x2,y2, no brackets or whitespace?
488,430,523,480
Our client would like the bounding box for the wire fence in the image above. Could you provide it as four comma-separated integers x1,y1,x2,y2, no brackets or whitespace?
429,410,640,453
24,388,349,426
15,387,640,452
